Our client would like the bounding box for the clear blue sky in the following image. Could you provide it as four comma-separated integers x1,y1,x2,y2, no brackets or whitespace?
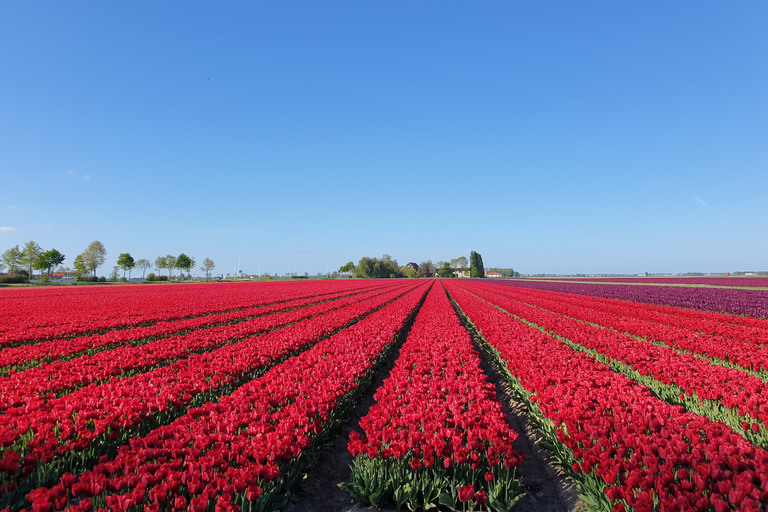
2,1,766,276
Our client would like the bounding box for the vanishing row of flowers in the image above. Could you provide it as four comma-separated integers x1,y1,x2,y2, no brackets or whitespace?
344,284,525,511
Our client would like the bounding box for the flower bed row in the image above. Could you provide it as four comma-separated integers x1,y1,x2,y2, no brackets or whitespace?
0,280,383,346
445,281,768,511
0,283,407,413
0,283,421,501
461,281,768,447
343,284,525,511
13,283,429,512
0,282,396,373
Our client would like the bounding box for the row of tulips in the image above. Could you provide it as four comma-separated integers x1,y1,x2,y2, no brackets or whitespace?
496,279,768,321
0,282,396,374
0,283,406,413
343,284,525,511
0,283,420,502
446,281,768,511
485,281,768,346
0,281,381,346
12,282,429,512
461,282,768,447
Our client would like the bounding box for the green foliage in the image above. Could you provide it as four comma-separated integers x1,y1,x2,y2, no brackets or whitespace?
135,258,151,279
117,253,135,278
34,249,65,277
0,274,29,284
20,241,42,278
470,251,485,278
1,245,22,274
200,257,215,279
342,455,524,511
418,260,435,278
438,261,453,278
356,254,399,278
176,253,193,276
80,241,107,276
76,275,99,282
97,276,106,282
145,273,157,281
339,261,355,274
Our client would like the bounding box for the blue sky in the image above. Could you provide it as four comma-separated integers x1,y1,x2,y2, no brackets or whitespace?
1,1,766,276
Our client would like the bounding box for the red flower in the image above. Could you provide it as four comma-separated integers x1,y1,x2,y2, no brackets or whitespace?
458,484,475,503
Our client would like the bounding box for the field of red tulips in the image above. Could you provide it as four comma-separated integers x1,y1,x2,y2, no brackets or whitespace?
2,279,768,512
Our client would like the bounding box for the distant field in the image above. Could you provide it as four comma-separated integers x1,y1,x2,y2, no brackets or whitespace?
533,276,768,287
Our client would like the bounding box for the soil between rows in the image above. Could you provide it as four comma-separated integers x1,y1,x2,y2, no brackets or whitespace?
281,300,587,512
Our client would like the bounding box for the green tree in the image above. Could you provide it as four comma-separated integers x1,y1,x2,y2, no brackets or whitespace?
117,253,136,279
418,260,435,278
81,241,107,276
1,245,22,274
72,254,88,278
164,254,177,278
339,261,355,274
34,249,66,277
176,253,193,279
154,255,168,276
438,261,453,278
135,259,151,279
354,255,399,278
20,241,42,279
200,257,215,279
470,251,485,278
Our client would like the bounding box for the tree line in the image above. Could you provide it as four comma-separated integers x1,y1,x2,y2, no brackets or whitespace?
338,251,487,279
1,240,217,282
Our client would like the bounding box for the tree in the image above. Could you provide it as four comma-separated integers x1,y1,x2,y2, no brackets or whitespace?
200,257,215,279
73,254,88,277
154,256,167,276
117,253,136,279
470,251,485,278
135,259,151,279
438,261,453,278
109,266,120,282
418,260,435,278
339,261,355,275
80,241,107,276
355,254,399,278
20,241,42,279
176,253,193,279
1,245,22,274
164,254,177,278
34,249,66,277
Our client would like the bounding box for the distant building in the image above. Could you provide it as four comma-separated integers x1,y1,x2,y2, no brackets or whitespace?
452,266,470,278
486,271,502,278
